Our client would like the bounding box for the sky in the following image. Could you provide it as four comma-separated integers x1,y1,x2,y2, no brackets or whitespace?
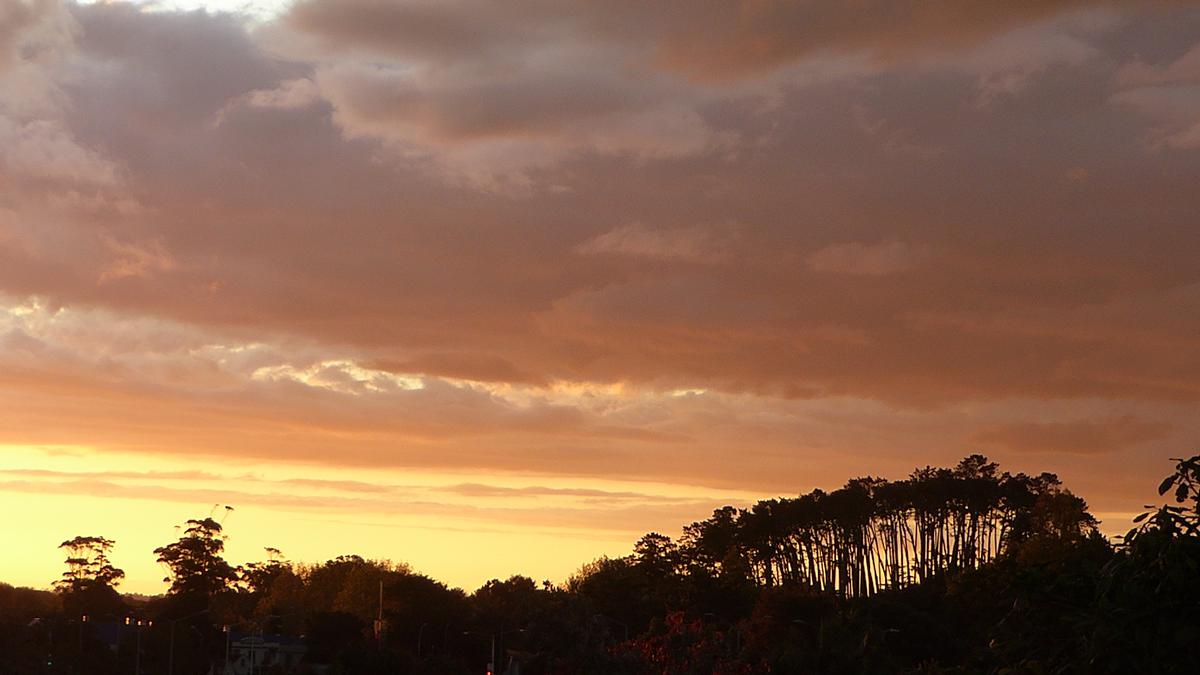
1,0,1198,595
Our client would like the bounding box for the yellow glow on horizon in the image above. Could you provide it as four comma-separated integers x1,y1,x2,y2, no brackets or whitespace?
1,440,1147,596
0,444,760,594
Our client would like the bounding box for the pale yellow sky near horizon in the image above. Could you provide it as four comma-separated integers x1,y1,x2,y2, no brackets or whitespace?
0,443,771,594
0,442,1143,595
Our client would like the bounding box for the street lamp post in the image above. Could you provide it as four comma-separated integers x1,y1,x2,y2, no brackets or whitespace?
463,628,525,675
124,618,150,675
417,622,429,659
168,608,209,675
246,611,299,675
74,614,88,675
250,626,259,675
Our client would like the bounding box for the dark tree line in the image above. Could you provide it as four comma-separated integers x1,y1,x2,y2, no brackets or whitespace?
669,454,1096,597
2,453,1197,674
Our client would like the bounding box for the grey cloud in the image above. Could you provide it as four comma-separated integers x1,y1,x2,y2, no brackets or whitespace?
973,415,1173,454
576,223,737,264
806,241,928,276
0,0,74,73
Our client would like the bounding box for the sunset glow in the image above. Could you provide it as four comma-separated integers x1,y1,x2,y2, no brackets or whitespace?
2,0,1198,600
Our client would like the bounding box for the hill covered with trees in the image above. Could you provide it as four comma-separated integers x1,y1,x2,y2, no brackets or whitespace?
2,454,1197,674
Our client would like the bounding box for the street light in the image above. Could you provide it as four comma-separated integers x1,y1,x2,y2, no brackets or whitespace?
73,614,89,675
463,628,526,675
245,611,301,675
168,608,209,675
417,622,430,659
124,617,150,675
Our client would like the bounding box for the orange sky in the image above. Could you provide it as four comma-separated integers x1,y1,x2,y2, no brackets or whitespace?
1,0,1198,594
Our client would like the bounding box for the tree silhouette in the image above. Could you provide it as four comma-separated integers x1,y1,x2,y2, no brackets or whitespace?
1128,455,1200,540
154,518,236,600
54,535,126,618
670,455,1095,599
55,536,124,593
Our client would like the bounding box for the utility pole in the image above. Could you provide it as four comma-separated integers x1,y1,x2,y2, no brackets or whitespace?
417,622,429,659
463,628,524,675
223,625,231,675
376,579,384,649
134,621,142,675
168,608,209,675
75,614,87,675
249,628,257,675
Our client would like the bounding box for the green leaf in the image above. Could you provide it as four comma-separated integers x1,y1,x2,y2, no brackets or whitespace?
1132,512,1149,523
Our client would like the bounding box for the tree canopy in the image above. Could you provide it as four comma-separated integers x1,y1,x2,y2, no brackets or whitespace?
153,517,237,600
